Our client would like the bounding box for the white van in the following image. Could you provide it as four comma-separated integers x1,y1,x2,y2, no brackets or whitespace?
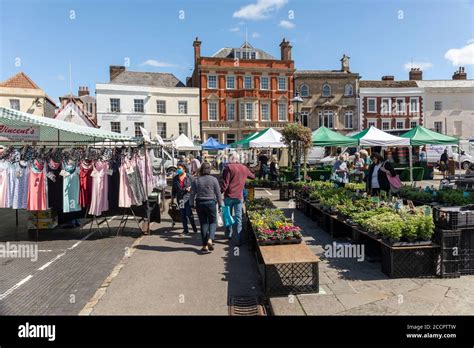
426,144,473,169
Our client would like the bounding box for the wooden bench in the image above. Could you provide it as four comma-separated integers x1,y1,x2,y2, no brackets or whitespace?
257,243,320,296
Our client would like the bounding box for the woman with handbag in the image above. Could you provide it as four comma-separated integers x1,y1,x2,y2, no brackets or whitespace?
332,154,349,187
366,153,397,196
190,162,223,253
171,164,197,236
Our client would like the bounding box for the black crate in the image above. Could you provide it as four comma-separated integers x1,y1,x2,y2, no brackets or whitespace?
433,207,474,230
381,244,439,278
460,228,474,275
436,228,461,278
264,262,319,296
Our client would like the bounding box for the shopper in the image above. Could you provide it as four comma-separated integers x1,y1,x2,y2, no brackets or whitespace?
190,162,223,253
177,155,190,174
439,149,449,178
220,153,255,246
332,154,349,186
366,152,396,196
258,151,269,179
189,154,201,176
359,149,372,177
269,155,279,181
171,164,197,236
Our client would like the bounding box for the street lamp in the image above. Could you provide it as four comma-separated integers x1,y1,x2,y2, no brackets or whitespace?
291,92,303,181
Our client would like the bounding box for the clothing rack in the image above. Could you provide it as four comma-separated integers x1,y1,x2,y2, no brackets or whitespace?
0,138,164,238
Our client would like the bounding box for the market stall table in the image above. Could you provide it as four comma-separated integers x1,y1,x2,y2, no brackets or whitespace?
257,243,320,296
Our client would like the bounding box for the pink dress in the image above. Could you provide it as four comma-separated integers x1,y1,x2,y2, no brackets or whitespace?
88,160,109,216
27,160,48,211
0,161,10,208
118,157,135,208
138,153,154,196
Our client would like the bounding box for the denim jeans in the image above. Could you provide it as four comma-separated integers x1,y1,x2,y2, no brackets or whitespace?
224,197,243,243
179,200,197,234
196,200,217,246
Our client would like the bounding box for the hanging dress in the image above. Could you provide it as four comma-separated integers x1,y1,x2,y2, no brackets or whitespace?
27,159,48,211
79,160,93,208
0,161,10,208
137,153,154,196
47,159,62,213
88,160,109,216
63,161,81,213
108,157,120,213
12,160,29,209
7,162,15,208
118,156,135,208
125,156,146,206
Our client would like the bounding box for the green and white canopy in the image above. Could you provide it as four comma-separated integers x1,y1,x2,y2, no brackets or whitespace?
400,125,459,146
351,126,410,146
248,128,286,148
312,126,358,147
230,131,261,149
0,106,133,143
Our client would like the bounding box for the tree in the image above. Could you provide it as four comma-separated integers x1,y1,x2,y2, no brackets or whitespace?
281,124,313,179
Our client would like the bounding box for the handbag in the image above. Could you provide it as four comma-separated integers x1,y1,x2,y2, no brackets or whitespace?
217,205,224,227
222,205,235,227
168,202,182,223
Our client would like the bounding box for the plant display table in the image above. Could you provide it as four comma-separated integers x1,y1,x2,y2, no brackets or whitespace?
256,243,319,296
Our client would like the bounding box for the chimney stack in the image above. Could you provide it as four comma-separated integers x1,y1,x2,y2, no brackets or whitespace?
109,66,126,81
280,38,292,61
409,68,422,80
78,86,89,97
381,75,395,81
193,37,202,65
452,67,467,80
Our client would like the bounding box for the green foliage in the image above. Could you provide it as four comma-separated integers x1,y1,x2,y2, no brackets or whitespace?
281,124,313,150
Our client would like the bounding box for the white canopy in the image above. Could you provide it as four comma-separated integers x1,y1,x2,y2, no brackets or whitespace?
170,133,201,151
249,128,287,148
352,126,411,146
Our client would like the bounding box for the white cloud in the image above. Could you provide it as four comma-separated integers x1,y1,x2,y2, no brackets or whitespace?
140,59,177,68
55,74,66,81
403,61,433,71
229,27,240,32
445,42,474,66
467,38,474,44
233,0,287,20
279,19,295,29
252,32,260,38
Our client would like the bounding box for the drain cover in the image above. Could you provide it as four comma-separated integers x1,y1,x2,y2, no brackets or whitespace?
229,296,266,316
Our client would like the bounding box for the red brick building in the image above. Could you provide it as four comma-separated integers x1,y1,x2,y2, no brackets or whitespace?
359,69,424,134
188,38,295,144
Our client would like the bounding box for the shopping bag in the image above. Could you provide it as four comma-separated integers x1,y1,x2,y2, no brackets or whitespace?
217,211,224,227
387,173,402,190
222,206,235,227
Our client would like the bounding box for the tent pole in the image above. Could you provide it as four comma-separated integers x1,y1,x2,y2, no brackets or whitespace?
409,145,413,184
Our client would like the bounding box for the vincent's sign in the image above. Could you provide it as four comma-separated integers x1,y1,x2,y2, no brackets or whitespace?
0,124,40,140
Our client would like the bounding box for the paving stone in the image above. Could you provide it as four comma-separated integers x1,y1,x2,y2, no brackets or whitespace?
346,280,387,294
375,293,439,315
338,302,401,315
269,296,306,316
336,289,392,310
433,297,474,315
431,276,474,291
445,288,474,303
297,294,346,315
407,283,449,302
327,280,357,295
318,272,334,285
376,278,421,295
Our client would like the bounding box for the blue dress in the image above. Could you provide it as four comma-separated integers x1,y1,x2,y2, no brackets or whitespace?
63,161,81,213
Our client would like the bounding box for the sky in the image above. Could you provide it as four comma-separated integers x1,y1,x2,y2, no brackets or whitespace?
0,0,473,102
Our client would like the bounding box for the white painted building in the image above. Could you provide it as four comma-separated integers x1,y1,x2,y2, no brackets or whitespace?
96,66,200,140
416,78,474,140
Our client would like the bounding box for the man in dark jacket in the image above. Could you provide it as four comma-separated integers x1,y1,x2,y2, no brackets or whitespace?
366,152,396,196
221,153,255,246
171,164,197,235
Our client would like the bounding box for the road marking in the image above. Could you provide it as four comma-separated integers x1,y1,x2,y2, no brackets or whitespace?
38,253,65,271
0,275,33,300
264,189,273,196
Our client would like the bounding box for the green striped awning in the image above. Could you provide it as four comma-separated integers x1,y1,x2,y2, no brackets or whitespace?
0,106,133,143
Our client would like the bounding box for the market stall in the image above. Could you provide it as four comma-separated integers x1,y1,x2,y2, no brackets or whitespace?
248,128,286,148
311,126,358,147
0,106,161,237
201,137,227,151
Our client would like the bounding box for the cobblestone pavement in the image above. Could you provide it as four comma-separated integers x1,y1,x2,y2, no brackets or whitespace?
0,209,140,315
264,190,474,316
